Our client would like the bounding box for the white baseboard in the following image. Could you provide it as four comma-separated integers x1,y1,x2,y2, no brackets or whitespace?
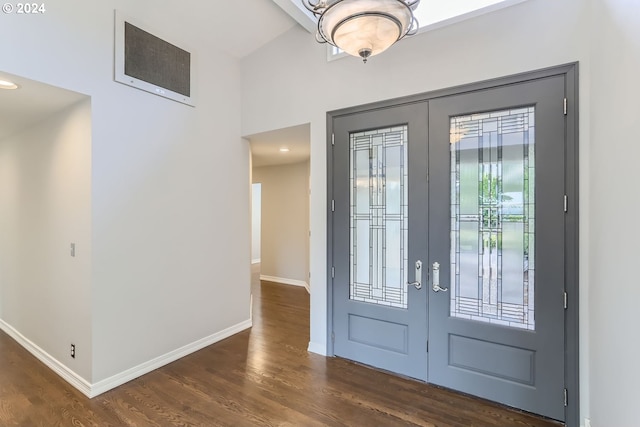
0,319,92,397
260,275,310,293
0,317,252,399
251,258,261,264
91,318,252,397
307,341,327,356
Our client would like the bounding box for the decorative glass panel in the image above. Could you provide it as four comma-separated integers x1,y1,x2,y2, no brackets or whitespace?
450,107,535,330
350,126,408,309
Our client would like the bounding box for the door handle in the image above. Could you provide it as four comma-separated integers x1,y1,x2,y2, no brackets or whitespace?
407,260,422,290
432,262,448,292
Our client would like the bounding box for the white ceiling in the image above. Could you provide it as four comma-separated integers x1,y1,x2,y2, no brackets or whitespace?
218,0,298,57
247,123,310,168
271,0,316,33
141,0,299,59
0,72,88,142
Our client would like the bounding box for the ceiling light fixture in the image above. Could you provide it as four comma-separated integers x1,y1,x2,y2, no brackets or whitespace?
302,0,420,63
0,79,19,90
279,147,290,152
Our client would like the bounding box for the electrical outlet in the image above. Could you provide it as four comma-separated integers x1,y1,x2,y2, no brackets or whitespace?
585,419,592,427
70,344,76,358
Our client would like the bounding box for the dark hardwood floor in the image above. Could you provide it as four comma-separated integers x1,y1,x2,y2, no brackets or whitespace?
0,269,562,426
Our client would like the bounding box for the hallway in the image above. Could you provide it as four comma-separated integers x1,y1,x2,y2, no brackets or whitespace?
0,273,561,426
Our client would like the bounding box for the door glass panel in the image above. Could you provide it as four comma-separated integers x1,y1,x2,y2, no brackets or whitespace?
350,126,408,309
450,107,535,330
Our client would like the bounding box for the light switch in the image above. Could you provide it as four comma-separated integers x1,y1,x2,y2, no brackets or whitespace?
70,243,76,257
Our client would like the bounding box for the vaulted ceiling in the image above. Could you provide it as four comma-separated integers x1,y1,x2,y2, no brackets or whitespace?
0,1,301,144
141,0,299,59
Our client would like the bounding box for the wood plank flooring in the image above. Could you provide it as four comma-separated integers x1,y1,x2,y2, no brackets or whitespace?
0,271,562,426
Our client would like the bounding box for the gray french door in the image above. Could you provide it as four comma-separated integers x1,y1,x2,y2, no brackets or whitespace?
330,73,571,422
332,102,429,380
428,76,566,422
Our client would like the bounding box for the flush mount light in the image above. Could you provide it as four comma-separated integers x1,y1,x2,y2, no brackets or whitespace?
302,0,420,63
279,147,291,152
0,79,19,90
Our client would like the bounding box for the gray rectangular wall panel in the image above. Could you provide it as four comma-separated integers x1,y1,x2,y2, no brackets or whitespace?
348,314,408,354
449,334,535,385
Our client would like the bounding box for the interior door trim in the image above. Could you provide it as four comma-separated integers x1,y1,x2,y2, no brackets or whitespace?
326,62,579,427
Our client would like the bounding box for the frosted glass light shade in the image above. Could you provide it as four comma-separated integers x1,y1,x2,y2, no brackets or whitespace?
309,0,418,62
332,14,402,58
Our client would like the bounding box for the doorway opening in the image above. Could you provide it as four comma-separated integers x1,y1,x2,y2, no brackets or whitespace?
0,70,92,379
246,123,312,330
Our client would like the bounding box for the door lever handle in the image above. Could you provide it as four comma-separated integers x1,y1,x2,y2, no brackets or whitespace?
407,260,422,290
432,262,448,292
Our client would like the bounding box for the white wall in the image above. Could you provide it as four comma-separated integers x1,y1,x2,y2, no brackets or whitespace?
241,0,593,422
1,0,251,386
252,183,262,263
253,161,310,285
589,1,640,426
0,99,92,380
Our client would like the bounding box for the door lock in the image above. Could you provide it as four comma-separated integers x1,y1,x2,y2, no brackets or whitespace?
407,260,422,290
432,262,448,292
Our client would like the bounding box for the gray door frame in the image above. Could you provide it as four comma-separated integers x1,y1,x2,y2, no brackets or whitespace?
326,63,579,426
